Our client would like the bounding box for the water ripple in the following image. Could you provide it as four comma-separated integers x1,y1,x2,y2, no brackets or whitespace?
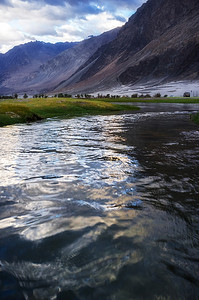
0,105,199,299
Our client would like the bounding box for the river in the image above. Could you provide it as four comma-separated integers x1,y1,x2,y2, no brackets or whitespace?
0,104,199,300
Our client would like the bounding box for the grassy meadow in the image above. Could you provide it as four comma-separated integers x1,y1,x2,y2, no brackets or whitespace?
0,97,139,127
97,97,199,104
0,96,198,127
96,97,199,125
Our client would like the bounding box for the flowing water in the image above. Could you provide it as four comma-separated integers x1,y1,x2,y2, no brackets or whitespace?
0,104,199,300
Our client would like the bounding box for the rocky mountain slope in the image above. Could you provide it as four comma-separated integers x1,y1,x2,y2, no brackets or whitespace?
21,28,120,94
0,0,198,95
0,41,77,94
55,0,199,94
0,29,119,95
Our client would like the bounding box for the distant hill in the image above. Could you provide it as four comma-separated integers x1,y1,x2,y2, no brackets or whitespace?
0,41,77,94
19,28,120,94
0,29,119,95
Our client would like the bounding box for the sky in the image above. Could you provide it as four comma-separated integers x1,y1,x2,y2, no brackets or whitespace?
0,0,145,54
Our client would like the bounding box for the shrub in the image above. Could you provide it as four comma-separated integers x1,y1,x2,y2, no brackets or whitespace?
154,93,161,98
183,92,190,97
131,94,138,98
145,94,151,98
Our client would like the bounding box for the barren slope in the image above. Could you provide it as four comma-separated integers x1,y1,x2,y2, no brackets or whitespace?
55,0,199,94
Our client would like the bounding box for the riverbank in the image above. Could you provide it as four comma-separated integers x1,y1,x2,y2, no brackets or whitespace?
0,97,199,127
96,97,199,103
98,97,199,124
0,98,139,127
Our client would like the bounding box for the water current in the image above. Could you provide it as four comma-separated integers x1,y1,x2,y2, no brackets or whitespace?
0,103,199,300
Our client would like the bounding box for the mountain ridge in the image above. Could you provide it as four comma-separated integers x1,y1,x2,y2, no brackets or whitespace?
0,29,120,95
0,40,78,94
55,0,199,94
0,0,198,95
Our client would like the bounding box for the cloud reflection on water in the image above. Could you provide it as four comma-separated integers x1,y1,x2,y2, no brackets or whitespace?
0,114,144,299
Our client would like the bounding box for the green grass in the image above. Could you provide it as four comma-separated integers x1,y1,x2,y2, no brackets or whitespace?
191,112,199,125
0,103,42,126
0,98,139,127
95,97,199,103
95,98,199,125
1,96,198,127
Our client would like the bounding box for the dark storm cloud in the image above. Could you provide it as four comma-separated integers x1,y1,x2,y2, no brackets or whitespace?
18,0,145,13
72,3,103,15
19,0,103,17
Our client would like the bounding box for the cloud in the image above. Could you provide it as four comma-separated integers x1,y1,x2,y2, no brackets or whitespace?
0,0,11,5
56,11,124,42
0,22,31,53
0,23,23,43
114,15,127,22
0,0,146,53
102,0,145,10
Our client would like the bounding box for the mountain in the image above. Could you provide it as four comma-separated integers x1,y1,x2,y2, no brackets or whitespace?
1,0,198,96
55,0,199,94
16,28,120,94
0,29,119,95
0,41,77,94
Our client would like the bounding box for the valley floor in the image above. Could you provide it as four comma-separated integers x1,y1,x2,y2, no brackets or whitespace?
0,98,138,127
0,96,198,127
93,80,199,98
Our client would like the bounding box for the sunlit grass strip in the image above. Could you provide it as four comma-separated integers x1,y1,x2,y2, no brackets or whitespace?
0,98,139,127
0,103,42,126
97,97,199,103
24,98,139,118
